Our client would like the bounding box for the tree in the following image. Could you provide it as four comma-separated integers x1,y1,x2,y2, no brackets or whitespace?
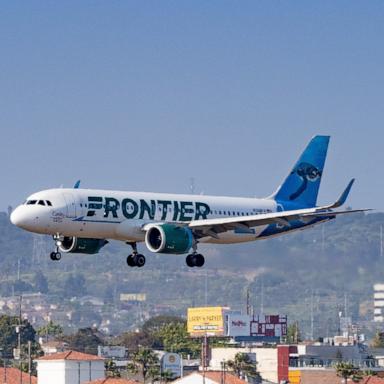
335,362,363,384
127,347,159,383
33,270,49,294
37,321,63,340
286,322,301,344
156,322,200,358
0,315,37,357
371,331,384,348
105,359,121,377
227,353,261,381
62,327,103,355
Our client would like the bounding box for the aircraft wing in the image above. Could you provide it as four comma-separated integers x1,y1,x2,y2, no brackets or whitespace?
188,207,370,237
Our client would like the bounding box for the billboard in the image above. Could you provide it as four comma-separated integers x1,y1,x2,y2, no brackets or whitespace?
226,314,251,337
120,293,146,302
187,307,225,336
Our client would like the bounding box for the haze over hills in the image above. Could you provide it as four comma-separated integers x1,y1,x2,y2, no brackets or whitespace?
0,211,383,339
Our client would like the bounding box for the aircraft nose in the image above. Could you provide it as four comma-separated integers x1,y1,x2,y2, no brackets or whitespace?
10,206,32,229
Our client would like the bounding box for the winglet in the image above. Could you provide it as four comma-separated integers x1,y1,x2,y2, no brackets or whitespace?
73,180,81,189
327,178,355,209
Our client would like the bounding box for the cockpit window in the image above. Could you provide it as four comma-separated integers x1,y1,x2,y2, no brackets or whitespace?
38,200,45,206
26,200,37,205
46,201,52,206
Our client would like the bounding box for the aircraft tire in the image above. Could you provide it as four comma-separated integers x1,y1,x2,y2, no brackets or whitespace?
134,254,146,268
195,254,205,267
127,254,136,267
50,252,61,261
186,254,195,267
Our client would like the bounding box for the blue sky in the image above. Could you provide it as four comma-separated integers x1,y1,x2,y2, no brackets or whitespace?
1,1,383,210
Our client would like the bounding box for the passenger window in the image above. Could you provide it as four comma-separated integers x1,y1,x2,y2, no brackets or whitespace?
87,211,95,217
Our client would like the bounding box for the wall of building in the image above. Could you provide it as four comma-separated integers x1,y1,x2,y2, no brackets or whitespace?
37,360,105,384
209,347,278,383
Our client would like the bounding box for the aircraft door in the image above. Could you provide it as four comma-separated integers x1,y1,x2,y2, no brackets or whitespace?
62,192,77,218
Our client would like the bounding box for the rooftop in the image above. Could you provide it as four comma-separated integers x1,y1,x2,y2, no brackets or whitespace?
37,350,103,361
0,367,37,384
83,378,139,384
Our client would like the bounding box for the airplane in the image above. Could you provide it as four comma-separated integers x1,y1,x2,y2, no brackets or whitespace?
10,135,368,268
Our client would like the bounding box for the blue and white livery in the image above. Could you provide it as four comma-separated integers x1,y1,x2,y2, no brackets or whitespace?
10,136,368,268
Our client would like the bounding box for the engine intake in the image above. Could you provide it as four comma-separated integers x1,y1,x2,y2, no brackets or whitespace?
145,224,193,254
59,237,108,254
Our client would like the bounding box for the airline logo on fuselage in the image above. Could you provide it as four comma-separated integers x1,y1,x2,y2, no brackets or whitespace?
87,196,211,222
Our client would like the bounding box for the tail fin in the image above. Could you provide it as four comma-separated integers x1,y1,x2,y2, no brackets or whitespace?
272,135,330,208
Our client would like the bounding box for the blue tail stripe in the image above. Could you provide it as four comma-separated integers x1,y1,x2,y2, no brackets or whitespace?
273,135,330,208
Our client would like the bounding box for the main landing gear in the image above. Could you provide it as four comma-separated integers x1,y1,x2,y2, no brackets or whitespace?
185,242,205,267
126,242,146,268
50,234,62,261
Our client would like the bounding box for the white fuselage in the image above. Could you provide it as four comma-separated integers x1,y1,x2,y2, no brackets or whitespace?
10,188,278,244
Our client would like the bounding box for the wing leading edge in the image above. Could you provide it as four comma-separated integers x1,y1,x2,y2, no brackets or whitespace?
188,179,370,236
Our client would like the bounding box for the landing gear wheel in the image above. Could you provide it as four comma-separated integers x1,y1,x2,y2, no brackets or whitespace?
127,254,135,267
195,254,205,267
186,253,205,267
186,254,194,267
134,254,146,268
50,252,61,261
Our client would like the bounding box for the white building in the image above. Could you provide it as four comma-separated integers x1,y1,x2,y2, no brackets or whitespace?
374,284,384,322
209,347,278,383
36,350,105,384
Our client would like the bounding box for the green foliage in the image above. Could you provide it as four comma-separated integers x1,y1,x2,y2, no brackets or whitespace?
37,321,63,338
286,323,301,344
335,362,363,383
227,353,260,381
61,327,103,355
371,331,384,348
127,347,159,383
105,359,121,378
0,315,36,357
155,322,200,358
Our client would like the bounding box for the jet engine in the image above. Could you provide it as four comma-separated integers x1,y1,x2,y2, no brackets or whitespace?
145,224,193,254
58,237,108,254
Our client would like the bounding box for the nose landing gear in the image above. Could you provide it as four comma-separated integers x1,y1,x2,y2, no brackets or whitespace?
50,234,62,261
126,242,146,268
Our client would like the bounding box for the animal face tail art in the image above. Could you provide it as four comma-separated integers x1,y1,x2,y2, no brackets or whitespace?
272,135,330,208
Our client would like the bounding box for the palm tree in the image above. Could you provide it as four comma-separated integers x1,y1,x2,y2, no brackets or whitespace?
335,362,363,384
227,352,261,381
127,347,159,383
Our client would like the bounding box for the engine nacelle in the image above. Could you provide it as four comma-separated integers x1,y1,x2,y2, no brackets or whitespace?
145,224,193,254
58,237,108,254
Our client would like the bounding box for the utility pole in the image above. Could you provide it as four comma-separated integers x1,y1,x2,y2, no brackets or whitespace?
17,295,22,384
260,277,264,315
310,290,314,341
28,341,32,384
246,287,251,316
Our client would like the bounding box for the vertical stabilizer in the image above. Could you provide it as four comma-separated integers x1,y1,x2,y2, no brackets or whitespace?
272,135,330,208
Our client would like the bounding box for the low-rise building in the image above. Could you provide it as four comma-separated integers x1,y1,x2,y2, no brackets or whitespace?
36,350,104,384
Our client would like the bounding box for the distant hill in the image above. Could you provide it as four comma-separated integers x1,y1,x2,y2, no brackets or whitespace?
0,210,383,339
